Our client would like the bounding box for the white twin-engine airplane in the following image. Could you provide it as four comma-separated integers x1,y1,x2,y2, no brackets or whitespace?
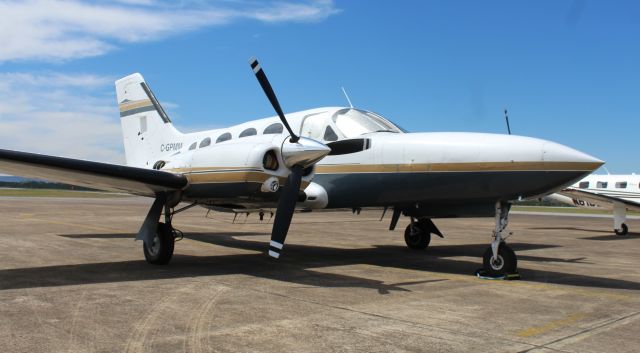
0,59,603,276
547,174,640,235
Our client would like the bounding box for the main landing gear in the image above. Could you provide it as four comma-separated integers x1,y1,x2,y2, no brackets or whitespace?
481,201,518,276
404,218,443,250
136,193,195,265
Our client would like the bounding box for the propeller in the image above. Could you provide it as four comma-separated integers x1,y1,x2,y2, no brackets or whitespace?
249,57,330,258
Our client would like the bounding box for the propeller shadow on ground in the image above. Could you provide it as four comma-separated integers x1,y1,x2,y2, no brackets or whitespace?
0,232,637,292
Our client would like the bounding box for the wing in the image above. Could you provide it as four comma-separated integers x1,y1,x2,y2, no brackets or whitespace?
0,149,187,197
559,188,640,211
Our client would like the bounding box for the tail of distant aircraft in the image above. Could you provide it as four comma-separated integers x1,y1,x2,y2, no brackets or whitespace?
115,73,183,168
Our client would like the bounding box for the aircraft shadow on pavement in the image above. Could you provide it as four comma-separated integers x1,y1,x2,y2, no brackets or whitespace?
1,232,637,292
528,226,612,234
579,233,640,241
57,231,264,239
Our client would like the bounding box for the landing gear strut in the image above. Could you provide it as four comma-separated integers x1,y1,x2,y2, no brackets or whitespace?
482,201,517,276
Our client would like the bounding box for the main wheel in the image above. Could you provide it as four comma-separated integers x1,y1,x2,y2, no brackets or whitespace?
482,243,517,276
615,223,629,236
143,222,175,265
404,224,431,250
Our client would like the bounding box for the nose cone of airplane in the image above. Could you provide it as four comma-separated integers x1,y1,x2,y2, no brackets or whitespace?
281,137,331,169
541,139,604,167
374,132,603,199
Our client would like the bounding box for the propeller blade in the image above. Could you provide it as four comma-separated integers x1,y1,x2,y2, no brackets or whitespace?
249,57,299,143
268,165,303,259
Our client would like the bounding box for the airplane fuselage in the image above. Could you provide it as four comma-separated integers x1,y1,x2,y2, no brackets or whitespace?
159,107,600,217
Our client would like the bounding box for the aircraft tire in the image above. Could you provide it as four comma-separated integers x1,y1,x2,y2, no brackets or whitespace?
404,224,431,249
615,223,629,236
143,222,175,265
482,243,517,276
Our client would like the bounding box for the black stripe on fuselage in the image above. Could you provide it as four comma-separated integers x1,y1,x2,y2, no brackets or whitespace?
314,170,590,208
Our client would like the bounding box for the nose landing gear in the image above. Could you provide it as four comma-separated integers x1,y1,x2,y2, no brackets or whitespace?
481,201,518,277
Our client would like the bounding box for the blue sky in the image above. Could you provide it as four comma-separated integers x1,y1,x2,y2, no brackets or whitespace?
0,0,638,172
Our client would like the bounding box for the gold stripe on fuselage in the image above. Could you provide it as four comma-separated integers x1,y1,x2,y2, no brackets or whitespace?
175,169,310,189
315,161,602,174
187,171,273,184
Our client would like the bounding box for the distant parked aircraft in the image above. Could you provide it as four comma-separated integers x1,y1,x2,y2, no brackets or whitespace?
548,174,640,235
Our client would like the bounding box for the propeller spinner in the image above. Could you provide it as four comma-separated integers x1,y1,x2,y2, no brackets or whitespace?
249,57,330,259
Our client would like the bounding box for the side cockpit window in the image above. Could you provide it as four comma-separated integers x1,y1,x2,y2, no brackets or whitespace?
323,126,338,141
189,142,197,150
216,132,231,143
199,137,211,148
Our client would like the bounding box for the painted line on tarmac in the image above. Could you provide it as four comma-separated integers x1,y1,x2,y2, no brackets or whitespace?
519,311,640,353
516,312,588,338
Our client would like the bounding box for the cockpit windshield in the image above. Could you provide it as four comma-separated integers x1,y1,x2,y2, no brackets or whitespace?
331,109,404,138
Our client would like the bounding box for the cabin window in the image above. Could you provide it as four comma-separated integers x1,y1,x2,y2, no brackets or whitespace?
578,181,589,189
239,128,257,138
615,181,627,188
596,181,608,188
189,142,197,150
263,123,283,135
323,126,338,141
199,137,211,148
216,132,231,143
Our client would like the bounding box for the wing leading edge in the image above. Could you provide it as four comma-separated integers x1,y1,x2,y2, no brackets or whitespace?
0,149,187,197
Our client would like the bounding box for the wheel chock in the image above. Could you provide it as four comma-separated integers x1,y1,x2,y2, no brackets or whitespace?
475,269,521,280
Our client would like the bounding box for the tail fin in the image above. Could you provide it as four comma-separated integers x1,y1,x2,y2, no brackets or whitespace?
116,73,183,168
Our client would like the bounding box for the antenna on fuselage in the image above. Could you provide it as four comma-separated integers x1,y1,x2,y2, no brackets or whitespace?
603,166,611,175
341,87,354,108
504,108,512,135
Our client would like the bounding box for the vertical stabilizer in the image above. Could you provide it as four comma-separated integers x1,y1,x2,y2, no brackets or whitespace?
116,73,183,168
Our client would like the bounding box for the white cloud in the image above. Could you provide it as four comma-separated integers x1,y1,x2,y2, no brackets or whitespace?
0,72,124,163
0,0,339,62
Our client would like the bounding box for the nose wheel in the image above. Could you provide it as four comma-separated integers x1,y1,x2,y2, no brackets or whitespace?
482,242,517,276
